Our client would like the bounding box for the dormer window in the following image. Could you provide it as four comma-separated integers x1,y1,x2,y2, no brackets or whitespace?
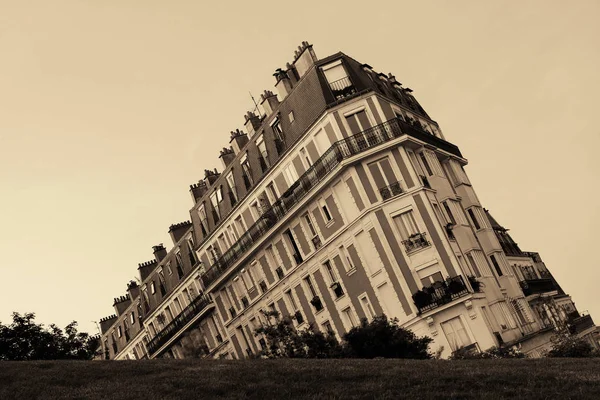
321,60,356,100
226,171,237,205
257,135,270,172
241,152,253,189
210,187,223,221
198,204,209,236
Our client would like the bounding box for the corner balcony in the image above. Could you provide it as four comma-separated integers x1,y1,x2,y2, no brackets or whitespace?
568,314,595,335
519,278,558,297
201,117,463,289
146,294,214,357
402,232,430,253
412,276,470,314
379,181,404,200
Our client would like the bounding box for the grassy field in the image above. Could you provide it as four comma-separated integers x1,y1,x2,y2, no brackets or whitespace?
0,358,599,399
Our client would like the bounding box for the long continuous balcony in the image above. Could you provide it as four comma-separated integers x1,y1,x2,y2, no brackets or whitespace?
201,117,463,288
519,278,558,297
412,276,470,314
568,314,595,335
146,294,214,356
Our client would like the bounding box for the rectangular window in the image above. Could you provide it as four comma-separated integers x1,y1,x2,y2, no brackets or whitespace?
442,201,456,225
241,153,253,188
198,204,209,235
300,147,312,169
360,295,375,321
419,271,444,287
272,118,284,142
257,135,270,171
304,275,317,298
324,260,337,283
392,210,420,240
440,317,471,352
322,321,334,336
322,60,354,100
320,199,333,222
285,290,298,311
130,312,135,325
117,326,122,338
490,254,503,276
288,111,295,124
419,152,433,176
283,163,299,186
340,245,355,272
210,190,222,220
226,171,237,204
150,281,156,294
342,307,357,329
344,109,371,135
266,182,278,204
468,208,481,230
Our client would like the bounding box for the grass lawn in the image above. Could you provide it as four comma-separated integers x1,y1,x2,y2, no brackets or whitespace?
0,358,599,399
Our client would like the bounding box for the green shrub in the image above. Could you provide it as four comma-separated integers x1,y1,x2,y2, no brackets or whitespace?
343,315,432,359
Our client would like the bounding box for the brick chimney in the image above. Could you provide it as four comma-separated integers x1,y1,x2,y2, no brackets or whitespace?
260,90,279,116
127,280,140,300
204,168,220,187
286,62,299,85
292,41,317,79
153,244,167,262
113,294,131,316
99,315,117,334
219,147,235,169
274,68,293,100
230,129,249,154
138,259,157,281
190,180,208,203
244,111,262,136
169,220,192,244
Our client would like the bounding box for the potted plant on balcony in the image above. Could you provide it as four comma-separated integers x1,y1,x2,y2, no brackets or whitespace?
310,296,323,311
330,282,344,298
467,276,482,292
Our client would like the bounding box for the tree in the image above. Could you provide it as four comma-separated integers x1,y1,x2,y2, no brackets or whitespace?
343,315,432,359
0,312,99,360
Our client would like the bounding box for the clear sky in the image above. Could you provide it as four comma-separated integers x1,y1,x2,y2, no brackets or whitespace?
1,0,598,335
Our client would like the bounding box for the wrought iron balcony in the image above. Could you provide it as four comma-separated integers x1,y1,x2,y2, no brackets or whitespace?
568,314,595,335
379,181,403,200
401,232,430,253
412,275,470,314
146,294,213,356
201,117,463,289
519,278,558,296
328,76,357,100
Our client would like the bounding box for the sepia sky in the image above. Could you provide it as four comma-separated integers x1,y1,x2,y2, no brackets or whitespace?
1,0,598,335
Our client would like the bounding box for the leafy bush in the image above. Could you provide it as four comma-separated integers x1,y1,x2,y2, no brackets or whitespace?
253,313,431,359
545,331,598,358
253,311,344,359
343,315,432,359
450,345,526,360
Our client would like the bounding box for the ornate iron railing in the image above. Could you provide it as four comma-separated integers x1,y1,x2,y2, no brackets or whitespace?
328,77,356,100
412,275,470,314
401,232,430,253
379,181,403,200
201,117,462,288
146,294,213,356
519,278,557,296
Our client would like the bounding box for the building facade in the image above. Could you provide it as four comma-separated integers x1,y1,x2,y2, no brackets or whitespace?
97,42,598,360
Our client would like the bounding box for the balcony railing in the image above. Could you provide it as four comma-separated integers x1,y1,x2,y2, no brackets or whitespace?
568,314,595,335
201,117,463,289
401,232,430,253
412,275,470,314
519,278,558,296
146,294,213,356
328,76,357,100
379,181,403,200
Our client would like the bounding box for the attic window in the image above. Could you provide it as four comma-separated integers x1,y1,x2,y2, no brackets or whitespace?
321,60,356,100
289,111,295,124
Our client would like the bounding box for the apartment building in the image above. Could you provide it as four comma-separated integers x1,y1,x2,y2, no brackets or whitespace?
97,42,597,360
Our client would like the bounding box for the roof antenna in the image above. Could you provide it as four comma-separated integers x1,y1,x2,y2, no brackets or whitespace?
249,91,262,116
